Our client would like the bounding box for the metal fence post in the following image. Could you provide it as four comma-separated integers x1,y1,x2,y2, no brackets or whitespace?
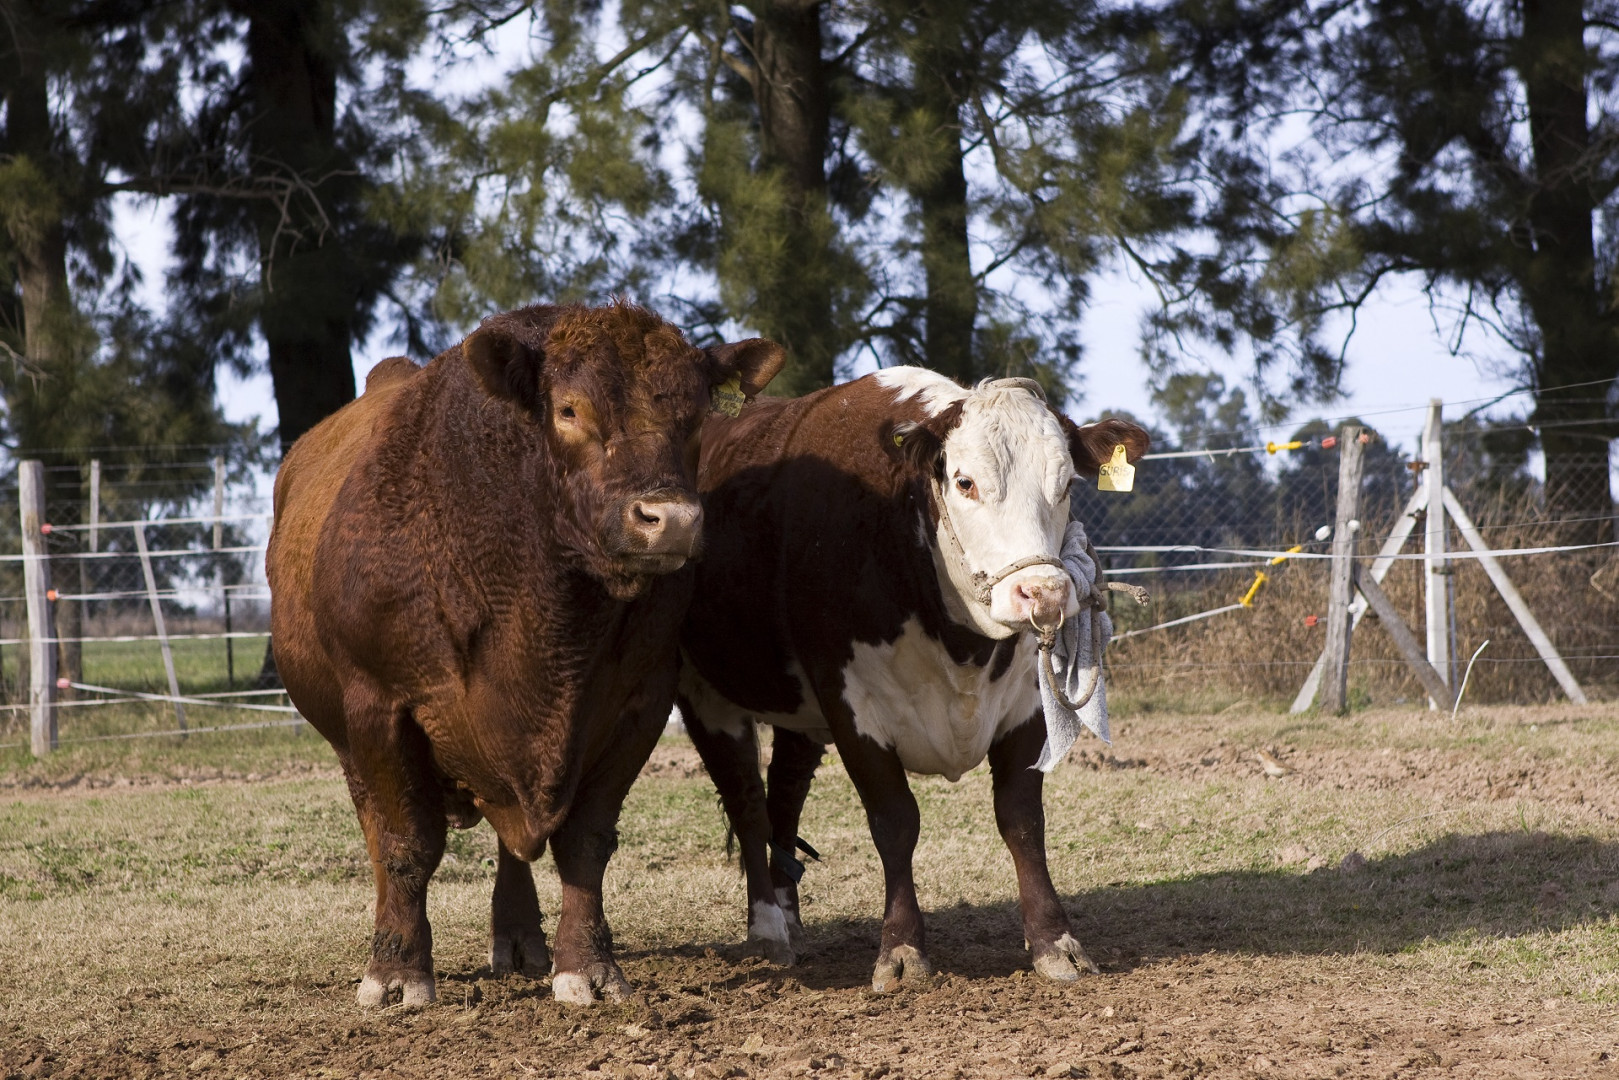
1422,401,1452,708
19,461,57,755
83,459,100,624
213,456,234,689
133,520,187,734
1320,427,1365,713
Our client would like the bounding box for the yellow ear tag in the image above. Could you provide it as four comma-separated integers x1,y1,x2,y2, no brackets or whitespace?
711,374,745,418
1097,444,1135,492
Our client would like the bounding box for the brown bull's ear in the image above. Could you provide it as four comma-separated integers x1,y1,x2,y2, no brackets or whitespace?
464,325,543,408
1061,415,1151,477
704,338,787,400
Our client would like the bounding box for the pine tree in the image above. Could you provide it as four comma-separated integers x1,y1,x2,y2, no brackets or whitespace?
1157,0,1619,538
0,0,241,689
157,0,431,453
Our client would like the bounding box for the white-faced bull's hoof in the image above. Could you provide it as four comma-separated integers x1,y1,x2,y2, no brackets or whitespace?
776,888,807,949
1032,932,1100,980
871,944,931,993
551,963,632,1005
748,900,796,966
357,967,436,1007
490,929,550,977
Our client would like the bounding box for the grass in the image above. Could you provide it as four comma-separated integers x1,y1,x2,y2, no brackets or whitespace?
0,633,314,779
3,702,1618,1076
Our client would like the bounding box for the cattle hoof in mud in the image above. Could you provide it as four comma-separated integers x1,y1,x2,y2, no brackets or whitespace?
1032,933,1100,980
490,931,550,977
552,964,632,1005
871,944,932,993
748,900,796,966
357,970,436,1008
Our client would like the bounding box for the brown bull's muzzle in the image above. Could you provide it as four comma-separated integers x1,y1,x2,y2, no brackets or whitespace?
616,492,704,567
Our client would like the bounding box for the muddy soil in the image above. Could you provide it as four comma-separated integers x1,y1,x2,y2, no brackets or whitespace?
2,945,1611,1080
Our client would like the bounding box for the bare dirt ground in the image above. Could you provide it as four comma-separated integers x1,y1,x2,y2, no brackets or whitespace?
4,703,1619,1079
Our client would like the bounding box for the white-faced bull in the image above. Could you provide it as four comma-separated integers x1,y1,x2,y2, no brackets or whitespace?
678,367,1149,990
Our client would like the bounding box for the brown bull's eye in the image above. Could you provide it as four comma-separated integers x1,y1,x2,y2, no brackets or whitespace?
560,405,576,419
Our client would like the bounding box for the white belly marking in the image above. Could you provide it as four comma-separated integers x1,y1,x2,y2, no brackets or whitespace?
842,617,1040,780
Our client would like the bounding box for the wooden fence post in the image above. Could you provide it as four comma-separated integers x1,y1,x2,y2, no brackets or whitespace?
1353,567,1456,710
1320,427,1365,713
19,461,57,756
1290,486,1425,712
1442,487,1588,705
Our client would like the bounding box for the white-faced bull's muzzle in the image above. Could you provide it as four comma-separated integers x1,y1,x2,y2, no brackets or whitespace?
933,479,1079,635
989,566,1079,629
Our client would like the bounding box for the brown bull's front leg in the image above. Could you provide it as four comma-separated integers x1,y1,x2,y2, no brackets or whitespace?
546,701,667,1005
343,698,448,1007
988,716,1098,980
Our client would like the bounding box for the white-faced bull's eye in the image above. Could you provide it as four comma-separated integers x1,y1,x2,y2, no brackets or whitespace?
954,475,977,498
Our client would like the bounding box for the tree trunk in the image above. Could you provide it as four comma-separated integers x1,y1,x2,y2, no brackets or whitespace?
240,0,358,454
239,0,354,685
1518,0,1617,542
910,13,978,383
2,3,83,689
741,1,839,395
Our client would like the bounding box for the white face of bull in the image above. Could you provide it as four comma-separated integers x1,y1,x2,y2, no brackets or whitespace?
878,369,1080,641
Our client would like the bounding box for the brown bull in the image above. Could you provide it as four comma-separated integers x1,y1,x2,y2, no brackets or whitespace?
267,301,782,1006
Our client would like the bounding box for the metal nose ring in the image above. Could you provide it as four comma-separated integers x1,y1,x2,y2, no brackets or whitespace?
1030,607,1065,645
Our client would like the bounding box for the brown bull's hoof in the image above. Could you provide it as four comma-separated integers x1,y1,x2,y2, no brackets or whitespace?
552,963,631,1005
491,929,550,977
871,944,931,993
1032,933,1100,980
357,967,436,1007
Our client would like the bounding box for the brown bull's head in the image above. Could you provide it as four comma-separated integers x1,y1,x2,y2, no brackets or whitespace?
463,301,784,600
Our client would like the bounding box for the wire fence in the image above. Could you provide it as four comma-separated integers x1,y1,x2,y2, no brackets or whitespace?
1076,416,1619,709
0,453,292,751
0,404,1614,752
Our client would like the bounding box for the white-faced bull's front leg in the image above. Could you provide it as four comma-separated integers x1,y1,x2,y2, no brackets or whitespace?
831,727,933,992
678,701,797,965
988,716,1099,980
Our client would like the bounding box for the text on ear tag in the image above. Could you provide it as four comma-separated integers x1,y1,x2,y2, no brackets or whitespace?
1098,444,1135,492
711,374,745,418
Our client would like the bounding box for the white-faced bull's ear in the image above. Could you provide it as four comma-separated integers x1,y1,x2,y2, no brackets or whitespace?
884,401,962,479
464,324,543,408
885,421,943,476
1060,415,1151,477
704,338,787,401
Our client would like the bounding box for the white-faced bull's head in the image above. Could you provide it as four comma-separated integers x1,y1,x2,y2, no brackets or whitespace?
879,369,1150,640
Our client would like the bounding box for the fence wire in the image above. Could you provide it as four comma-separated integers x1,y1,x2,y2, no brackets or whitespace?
0,416,1614,749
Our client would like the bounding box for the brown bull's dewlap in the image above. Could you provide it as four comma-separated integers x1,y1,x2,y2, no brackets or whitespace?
1097,444,1135,492
711,374,746,417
